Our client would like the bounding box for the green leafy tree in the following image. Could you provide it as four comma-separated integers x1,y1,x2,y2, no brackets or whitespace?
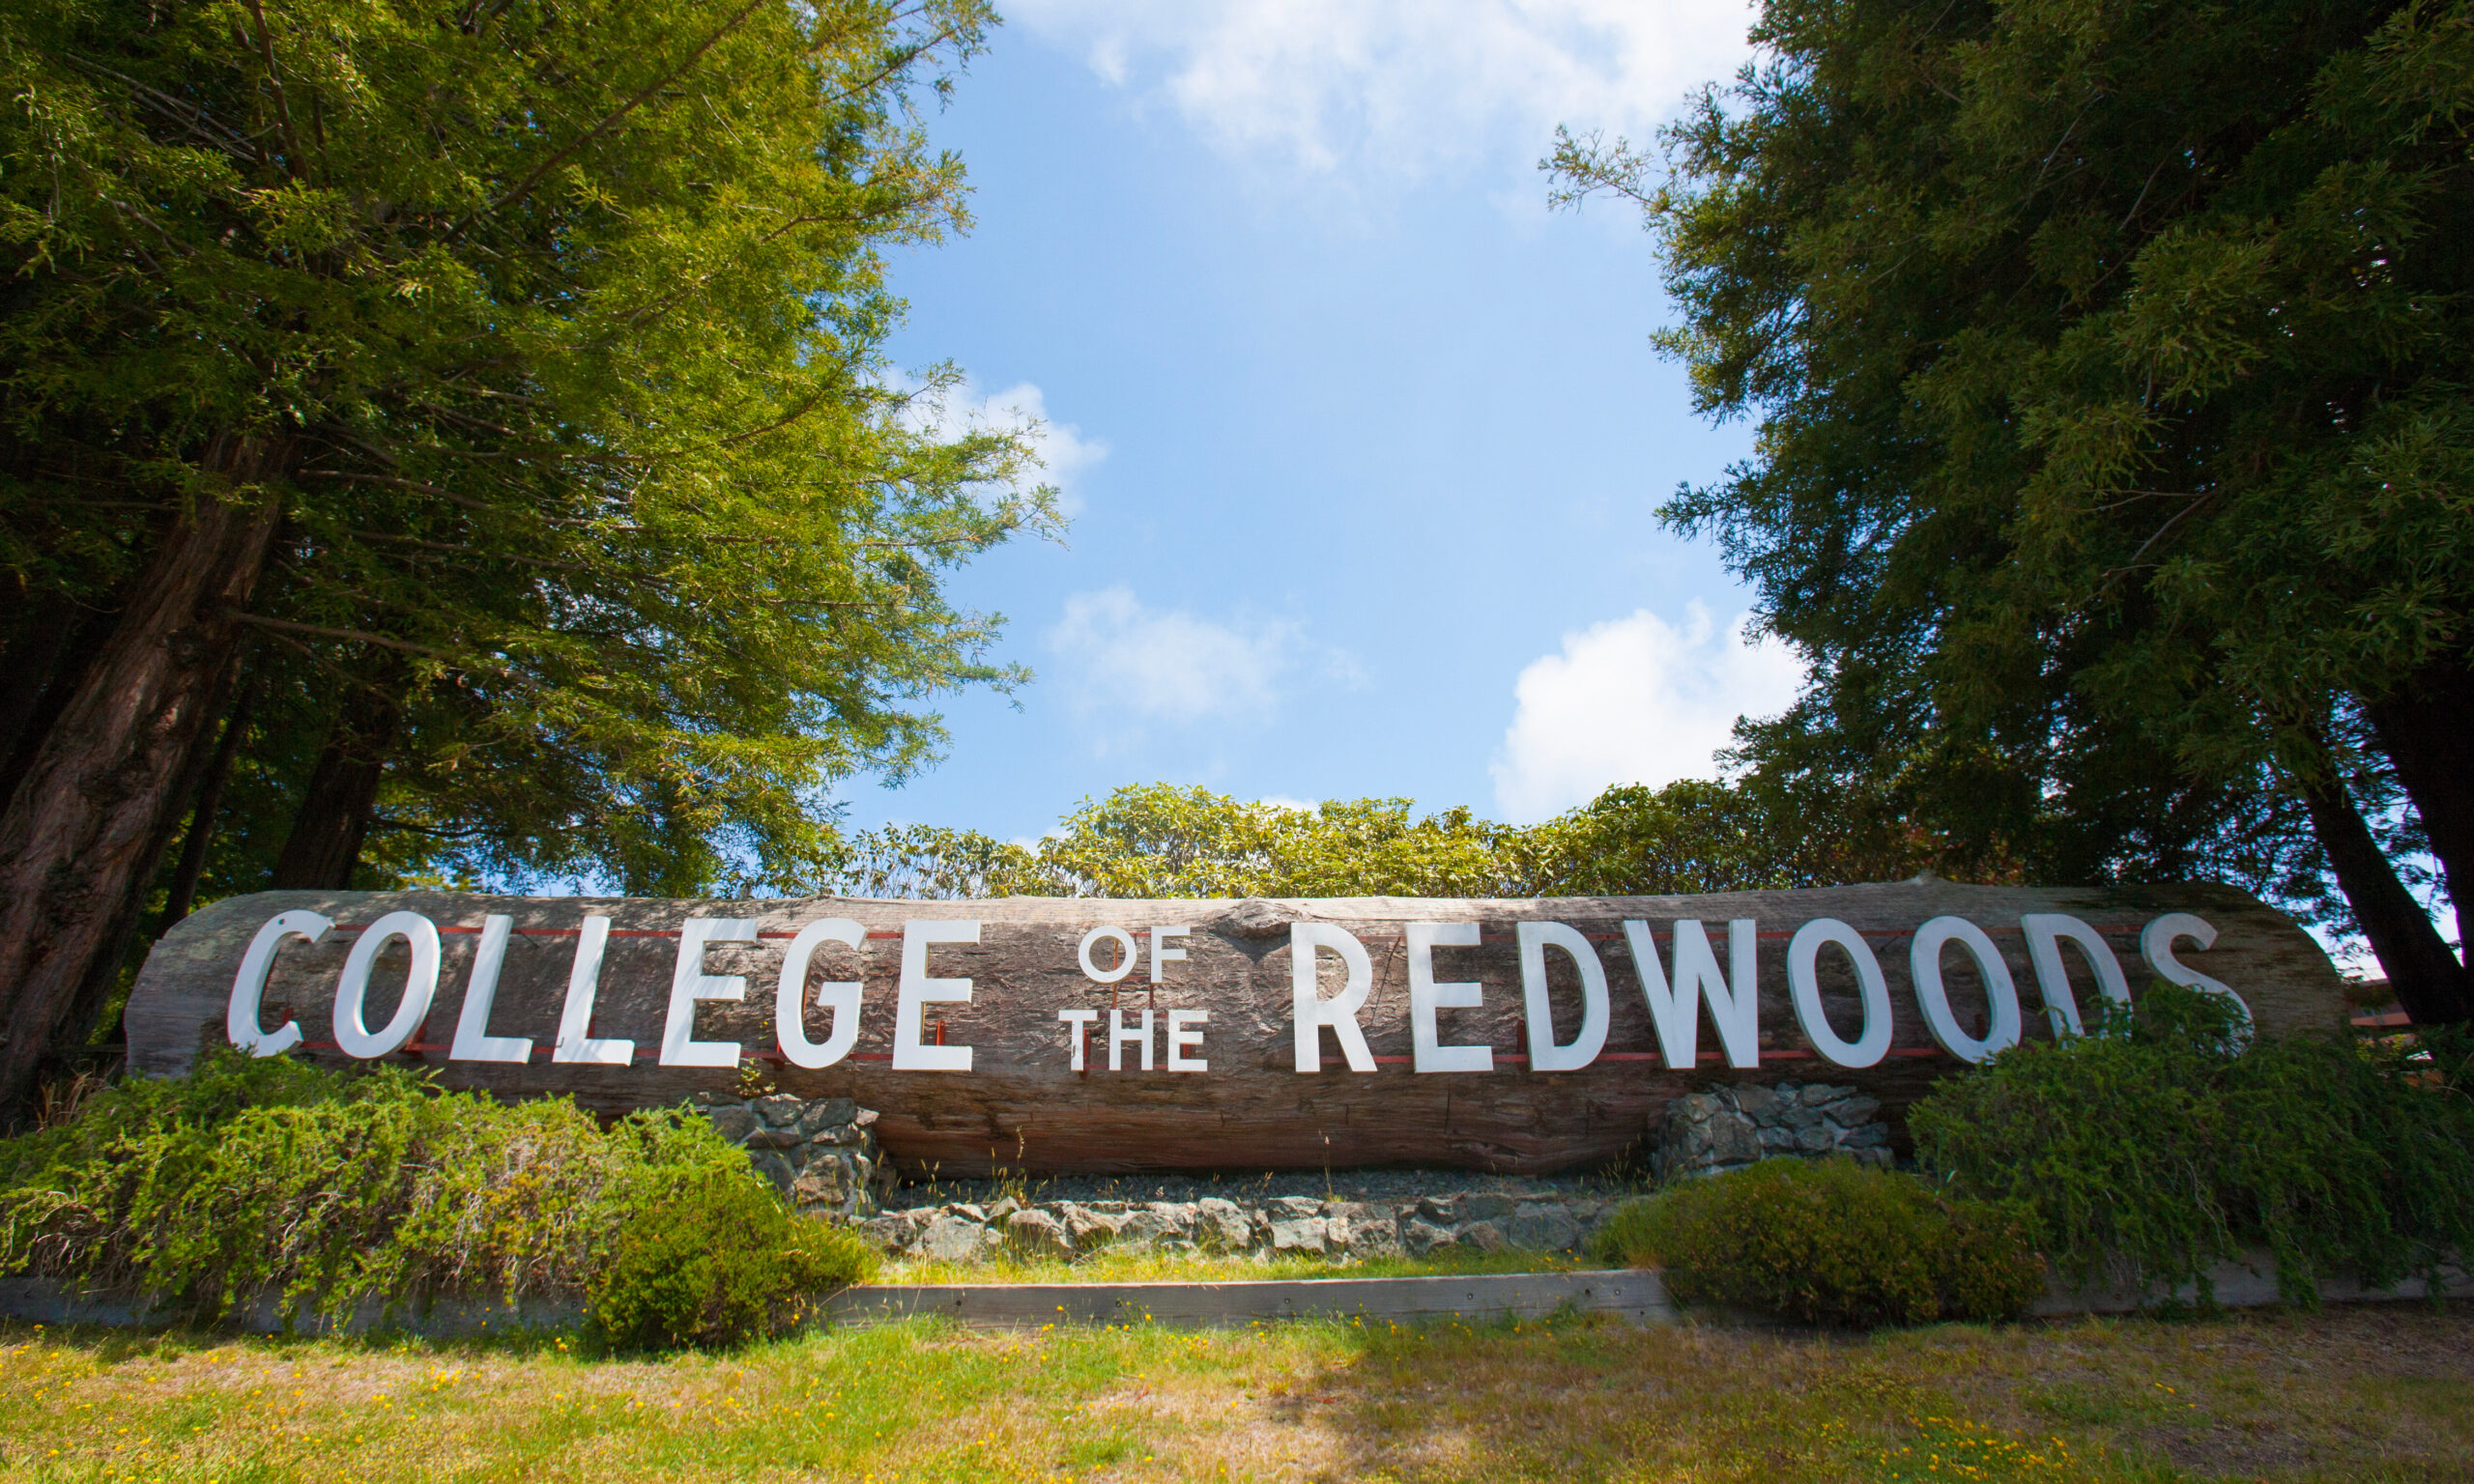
1551,0,2474,1020
836,778,1891,900
0,0,1040,1110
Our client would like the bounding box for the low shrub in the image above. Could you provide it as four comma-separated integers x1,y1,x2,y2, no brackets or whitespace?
0,1048,872,1344
588,1170,876,1351
1594,1156,2045,1327
1911,984,2474,1305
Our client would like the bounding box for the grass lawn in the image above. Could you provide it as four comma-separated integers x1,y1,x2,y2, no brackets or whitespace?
4,1301,2470,1482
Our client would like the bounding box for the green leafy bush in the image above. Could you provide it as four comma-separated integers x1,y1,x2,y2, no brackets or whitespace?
587,1171,876,1352
1594,1157,2046,1327
1911,984,2474,1305
0,1049,871,1342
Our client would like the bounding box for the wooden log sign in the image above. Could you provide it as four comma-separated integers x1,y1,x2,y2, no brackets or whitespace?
125,881,2344,1176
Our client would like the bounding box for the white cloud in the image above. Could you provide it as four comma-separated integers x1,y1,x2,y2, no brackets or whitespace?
1048,586,1340,736
901,376,1108,515
1490,603,1802,822
1007,0,1756,181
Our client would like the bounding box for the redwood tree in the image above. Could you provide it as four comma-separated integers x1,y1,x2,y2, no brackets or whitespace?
0,0,1049,1111
1555,0,2474,1019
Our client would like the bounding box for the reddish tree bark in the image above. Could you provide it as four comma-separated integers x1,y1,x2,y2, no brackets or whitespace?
269,676,401,891
2299,766,2470,1025
0,442,283,1112
2368,656,2474,948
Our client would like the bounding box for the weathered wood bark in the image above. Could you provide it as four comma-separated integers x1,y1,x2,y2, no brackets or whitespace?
125,880,2344,1176
0,461,283,1113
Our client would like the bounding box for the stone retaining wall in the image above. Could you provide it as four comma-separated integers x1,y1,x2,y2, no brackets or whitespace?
692,1076,1899,1250
690,1092,882,1219
1654,1081,1892,1181
858,1190,1620,1264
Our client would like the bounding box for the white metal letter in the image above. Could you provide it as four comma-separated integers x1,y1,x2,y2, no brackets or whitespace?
1623,919,1760,1069
1291,923,1375,1073
1166,1009,1208,1071
1109,1007,1154,1071
1910,916,2024,1063
228,910,327,1056
777,917,865,1070
661,918,758,1068
1057,1008,1099,1071
893,920,978,1071
1150,924,1192,984
1078,926,1138,985
552,916,631,1066
1517,922,1609,1072
2141,912,2252,1033
1407,922,1490,1072
448,914,531,1063
333,911,442,1060
2020,913,2132,1037
1786,918,1891,1069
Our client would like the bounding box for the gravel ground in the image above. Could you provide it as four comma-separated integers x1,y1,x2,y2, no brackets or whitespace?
886,1167,1639,1210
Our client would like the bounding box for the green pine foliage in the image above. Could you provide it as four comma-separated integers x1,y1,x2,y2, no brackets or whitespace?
1547,0,2474,963
1911,985,2474,1304
0,1049,872,1336
1594,1157,2046,1327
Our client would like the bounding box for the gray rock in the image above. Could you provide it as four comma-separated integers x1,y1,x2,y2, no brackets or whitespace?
1003,1209,1073,1259
702,1104,758,1143
1058,1204,1123,1250
1347,1214,1402,1256
1795,1123,1836,1153
1457,1219,1508,1253
1117,1204,1194,1250
984,1196,1021,1224
743,1126,806,1150
948,1203,987,1224
751,1094,807,1127
1506,1203,1582,1252
1800,1083,1844,1107
1708,1117,1762,1165
794,1098,858,1135
1401,1217,1453,1256
1843,1123,1891,1149
918,1214,991,1264
1193,1199,1254,1252
1268,1216,1328,1255
1733,1084,1780,1121
1268,1196,1322,1219
747,1150,796,1189
1453,1193,1516,1222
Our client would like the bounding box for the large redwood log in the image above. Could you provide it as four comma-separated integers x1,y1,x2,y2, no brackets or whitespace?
124,880,2344,1176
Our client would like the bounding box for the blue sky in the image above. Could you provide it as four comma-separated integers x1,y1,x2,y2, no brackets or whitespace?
841,1,1785,842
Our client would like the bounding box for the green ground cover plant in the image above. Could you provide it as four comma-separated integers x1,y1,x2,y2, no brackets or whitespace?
1912,985,2474,1305
0,1050,872,1342
1595,1158,2046,1327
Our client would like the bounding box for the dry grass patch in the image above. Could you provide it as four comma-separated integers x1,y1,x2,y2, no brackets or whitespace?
3,1301,2470,1480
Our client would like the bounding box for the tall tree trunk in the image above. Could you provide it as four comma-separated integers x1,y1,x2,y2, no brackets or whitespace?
0,444,284,1114
2366,655,2474,947
160,678,257,928
2297,766,2471,1024
270,674,401,890
0,604,129,808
